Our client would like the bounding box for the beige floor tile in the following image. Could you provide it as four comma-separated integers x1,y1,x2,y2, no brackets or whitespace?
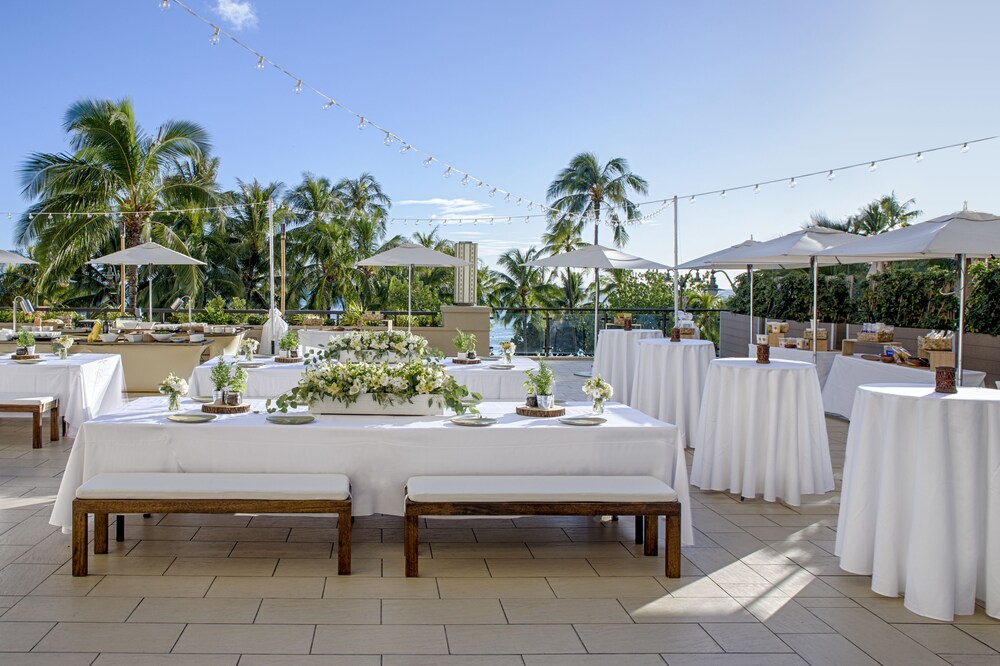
526,542,634,558
446,624,585,654
289,527,382,543
0,563,60,595
165,556,277,577
88,575,213,598
192,526,289,541
0,655,98,665
206,576,324,599
437,577,554,599
809,607,950,665
55,555,173,577
33,622,184,653
382,527,477,543
429,543,530,559
621,596,757,623
2,595,140,622
701,622,792,652
323,577,440,599
896,625,998,654
28,573,102,597
353,542,428,560
0,621,55,652
781,633,880,665
815,575,883,597
239,657,378,666
385,657,522,666
113,525,201,541
956,625,1000,652
657,576,729,597
255,598,380,624
486,558,596,577
502,598,633,624
794,597,861,608
248,514,344,529
750,564,844,597
587,555,681,577
93,655,239,665
473,527,569,543
384,557,489,578
937,657,1000,666
174,623,313,654
159,513,252,527
660,656,807,666
548,576,665,599
312,625,448,654
127,540,235,558
575,623,722,653
128,597,261,624
274,557,379,577
0,518,58,547
1,544,44,567
857,597,987,624
230,541,332,559
382,599,506,624
524,656,667,666
424,517,514,529
736,596,834,633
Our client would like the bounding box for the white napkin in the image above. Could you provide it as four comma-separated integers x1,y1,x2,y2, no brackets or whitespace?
260,308,288,354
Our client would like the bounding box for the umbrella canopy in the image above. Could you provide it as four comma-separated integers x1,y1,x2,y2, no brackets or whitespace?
721,227,862,268
355,243,469,332
88,242,205,321
0,249,37,265
814,210,1000,378
676,239,761,340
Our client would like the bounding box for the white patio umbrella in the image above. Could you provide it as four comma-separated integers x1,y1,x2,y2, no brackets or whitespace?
355,243,469,332
676,239,761,340
0,249,37,265
524,244,670,349
718,227,863,361
814,209,1000,378
87,241,205,322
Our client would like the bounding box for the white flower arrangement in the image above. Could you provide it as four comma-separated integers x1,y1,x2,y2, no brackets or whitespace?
239,338,260,355
159,373,189,397
321,330,430,360
583,374,614,401
269,358,477,414
499,340,515,354
54,335,75,350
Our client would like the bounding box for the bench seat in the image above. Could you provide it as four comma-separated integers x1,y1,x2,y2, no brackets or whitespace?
73,472,351,576
404,475,681,578
0,393,60,448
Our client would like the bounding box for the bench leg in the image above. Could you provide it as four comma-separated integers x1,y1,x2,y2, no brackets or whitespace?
665,512,681,578
116,515,125,542
634,516,643,544
644,515,658,556
49,404,60,441
94,513,109,554
32,411,42,449
337,505,352,575
404,513,420,577
72,505,88,576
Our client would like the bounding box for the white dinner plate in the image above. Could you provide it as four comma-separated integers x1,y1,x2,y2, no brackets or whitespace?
14,358,44,365
237,361,266,368
266,414,316,425
488,364,516,370
558,416,606,426
449,414,497,427
166,412,217,424
190,396,215,404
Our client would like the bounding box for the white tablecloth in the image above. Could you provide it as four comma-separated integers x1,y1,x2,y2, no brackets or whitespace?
443,356,538,400
297,329,348,351
631,339,715,448
592,329,664,406
746,345,840,388
0,353,125,436
691,358,834,505
822,354,987,418
188,355,305,399
835,384,1000,620
50,398,693,545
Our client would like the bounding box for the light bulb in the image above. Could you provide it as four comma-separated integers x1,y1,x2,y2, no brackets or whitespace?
827,170,836,181
504,193,511,203
961,143,970,153
719,190,726,199
443,166,452,178
489,188,497,198
476,181,484,189
524,216,530,223
87,212,93,218
400,144,412,154
915,152,924,162
384,132,393,146
689,195,696,204
159,0,170,9
507,217,512,224
753,184,760,194
209,27,220,45
28,214,33,220
48,213,53,220
527,202,533,211
294,80,302,94
868,161,877,172
255,55,265,70
461,174,469,186
322,100,335,109
789,178,797,189
423,156,434,167
357,116,366,129
516,198,522,206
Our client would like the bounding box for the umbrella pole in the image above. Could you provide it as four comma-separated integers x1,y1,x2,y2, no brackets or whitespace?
957,254,966,383
408,264,413,334
672,195,679,328
593,268,599,355
268,200,276,354
148,265,153,323
748,264,754,344
811,256,819,365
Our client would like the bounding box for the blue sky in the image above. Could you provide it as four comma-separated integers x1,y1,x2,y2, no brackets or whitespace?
1,0,998,269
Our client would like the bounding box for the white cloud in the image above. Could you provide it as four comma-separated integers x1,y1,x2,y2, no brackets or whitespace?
396,198,491,218
216,0,257,30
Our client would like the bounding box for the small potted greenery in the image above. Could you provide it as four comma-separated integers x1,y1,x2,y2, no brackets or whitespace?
210,359,232,404
453,329,477,360
278,330,300,360
16,330,36,356
524,360,555,409
226,366,248,405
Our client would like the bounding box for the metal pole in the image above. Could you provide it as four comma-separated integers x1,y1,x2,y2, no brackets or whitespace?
811,256,819,365
672,196,679,328
267,199,276,354
148,265,153,324
748,264,754,344
956,253,966,382
593,211,599,351
407,264,413,333
280,222,286,313
120,219,126,313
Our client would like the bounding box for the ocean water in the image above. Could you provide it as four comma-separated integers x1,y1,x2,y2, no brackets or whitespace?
489,318,514,353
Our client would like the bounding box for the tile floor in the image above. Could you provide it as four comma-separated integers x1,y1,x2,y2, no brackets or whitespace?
0,360,996,665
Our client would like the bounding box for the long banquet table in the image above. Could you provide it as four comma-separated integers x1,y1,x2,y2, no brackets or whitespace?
821,354,987,418
0,353,125,436
50,397,693,545
835,384,1000,620
592,329,664,406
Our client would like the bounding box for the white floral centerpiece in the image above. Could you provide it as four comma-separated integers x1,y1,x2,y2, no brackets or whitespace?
239,337,259,360
159,373,189,411
317,330,432,363
583,374,613,415
499,340,516,364
269,358,478,416
52,335,75,360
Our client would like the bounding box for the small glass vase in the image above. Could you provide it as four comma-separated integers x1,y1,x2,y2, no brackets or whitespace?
502,352,513,364
168,393,181,411
591,397,605,415
244,352,254,362
55,347,68,360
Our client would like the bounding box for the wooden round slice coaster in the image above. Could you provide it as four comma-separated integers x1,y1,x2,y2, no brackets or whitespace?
452,358,482,365
274,356,303,363
201,402,251,414
10,354,41,360
515,405,567,418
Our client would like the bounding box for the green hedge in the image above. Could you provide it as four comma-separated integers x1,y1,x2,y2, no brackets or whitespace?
728,260,1000,334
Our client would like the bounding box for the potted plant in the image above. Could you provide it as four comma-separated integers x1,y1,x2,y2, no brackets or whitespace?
453,329,477,360
278,330,300,359
158,373,189,411
210,359,232,404
17,330,36,356
226,366,248,405
583,374,613,415
524,360,555,409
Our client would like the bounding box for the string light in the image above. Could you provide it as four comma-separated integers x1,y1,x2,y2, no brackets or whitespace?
209,27,220,45
789,177,797,189
504,193,511,203
461,174,469,186
489,188,497,198
868,161,877,172
753,184,760,194
322,100,335,109
422,156,433,167
719,190,726,199
689,195,696,203
294,80,302,94
159,0,170,9
357,116,366,129
399,144,412,154
915,152,924,162
383,132,393,146
443,166,452,178
255,55,265,70
961,142,970,153
827,170,836,181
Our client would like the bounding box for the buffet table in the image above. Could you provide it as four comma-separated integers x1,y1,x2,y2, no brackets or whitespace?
746,344,839,388
835,384,1000,620
631,339,715,448
188,355,305,399
690,359,834,505
297,328,348,351
592,329,664,405
822,354,987,418
0,353,125,436
443,356,538,400
50,398,693,545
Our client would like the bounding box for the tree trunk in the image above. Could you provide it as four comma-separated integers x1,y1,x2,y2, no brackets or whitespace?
124,216,142,311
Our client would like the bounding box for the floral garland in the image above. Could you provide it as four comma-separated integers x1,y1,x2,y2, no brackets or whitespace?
268,358,478,414
316,330,432,362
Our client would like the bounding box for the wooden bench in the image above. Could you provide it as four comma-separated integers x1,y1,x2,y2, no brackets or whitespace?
73,472,352,576
404,475,681,577
0,394,60,448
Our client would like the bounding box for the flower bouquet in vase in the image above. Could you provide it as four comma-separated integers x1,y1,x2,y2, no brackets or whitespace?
499,340,515,364
52,335,74,360
239,337,259,361
583,374,613,415
159,373,189,411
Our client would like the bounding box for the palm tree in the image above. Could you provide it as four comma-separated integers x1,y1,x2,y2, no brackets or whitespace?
284,173,342,227
490,247,561,348
336,173,391,234
849,192,921,236
546,153,648,249
542,213,586,306
17,98,215,308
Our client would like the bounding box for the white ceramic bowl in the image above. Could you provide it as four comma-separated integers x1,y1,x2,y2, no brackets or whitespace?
99,333,119,343
189,333,205,342
124,333,144,343
150,333,174,342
